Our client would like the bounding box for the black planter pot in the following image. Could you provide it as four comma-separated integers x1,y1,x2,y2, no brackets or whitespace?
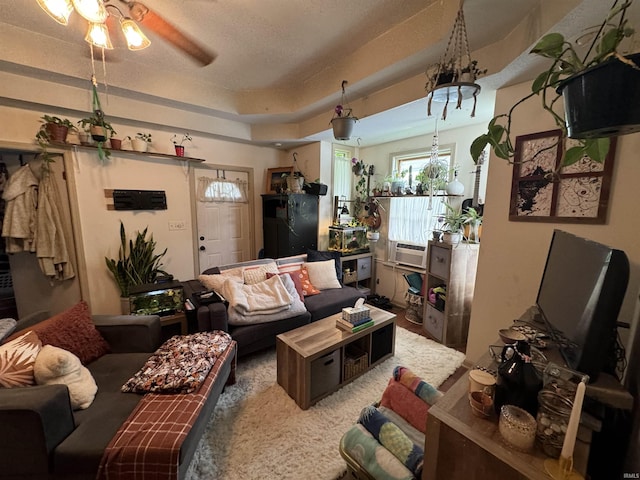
558,53,640,139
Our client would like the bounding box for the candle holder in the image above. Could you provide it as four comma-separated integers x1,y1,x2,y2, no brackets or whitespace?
544,455,584,479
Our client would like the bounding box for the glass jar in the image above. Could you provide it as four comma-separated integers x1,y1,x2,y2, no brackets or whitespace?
536,389,573,458
498,404,537,452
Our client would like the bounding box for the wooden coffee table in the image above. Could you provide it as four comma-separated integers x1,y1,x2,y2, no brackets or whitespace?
276,305,396,409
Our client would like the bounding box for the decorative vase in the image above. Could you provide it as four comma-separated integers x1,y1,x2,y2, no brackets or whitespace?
79,132,93,146
558,52,640,139
286,176,304,193
446,177,465,196
465,220,481,243
331,117,356,140
174,145,185,157
132,138,148,152
90,125,107,142
110,138,122,150
45,123,69,143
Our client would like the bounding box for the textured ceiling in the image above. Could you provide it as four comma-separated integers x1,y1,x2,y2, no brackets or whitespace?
0,0,635,148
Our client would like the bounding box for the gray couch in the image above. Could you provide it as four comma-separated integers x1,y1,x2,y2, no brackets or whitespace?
183,254,367,357
0,312,236,480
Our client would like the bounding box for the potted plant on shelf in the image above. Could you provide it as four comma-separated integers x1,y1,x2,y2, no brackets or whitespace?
330,80,358,140
132,132,152,152
171,132,192,156
35,115,77,163
439,203,465,245
470,0,639,168
105,221,168,314
461,206,483,243
77,113,115,162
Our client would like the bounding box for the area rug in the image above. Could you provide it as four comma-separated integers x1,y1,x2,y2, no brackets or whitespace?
185,327,465,480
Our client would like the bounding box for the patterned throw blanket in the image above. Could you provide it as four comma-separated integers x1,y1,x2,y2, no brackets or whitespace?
122,331,232,394
358,405,424,477
393,366,443,405
97,338,236,480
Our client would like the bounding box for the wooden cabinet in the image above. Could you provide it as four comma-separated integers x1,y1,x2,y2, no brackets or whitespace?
339,253,373,294
262,194,318,258
423,241,479,347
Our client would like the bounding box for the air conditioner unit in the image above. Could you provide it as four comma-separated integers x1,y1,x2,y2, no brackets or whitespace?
390,241,428,269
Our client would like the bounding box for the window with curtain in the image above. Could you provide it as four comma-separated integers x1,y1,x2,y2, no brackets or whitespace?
393,147,453,186
333,147,352,201
197,177,248,203
387,196,447,245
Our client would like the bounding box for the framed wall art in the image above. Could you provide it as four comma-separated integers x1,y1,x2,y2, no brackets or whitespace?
509,129,616,223
265,167,294,194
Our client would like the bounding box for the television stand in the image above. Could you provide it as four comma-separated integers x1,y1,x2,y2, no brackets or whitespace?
513,306,633,411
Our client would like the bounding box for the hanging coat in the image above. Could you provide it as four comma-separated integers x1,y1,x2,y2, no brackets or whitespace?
1,164,39,253
36,171,75,281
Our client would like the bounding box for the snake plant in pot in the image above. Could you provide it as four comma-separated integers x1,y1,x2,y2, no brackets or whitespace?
105,221,168,313
471,0,639,169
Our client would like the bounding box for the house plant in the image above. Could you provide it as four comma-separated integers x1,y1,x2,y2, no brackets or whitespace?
105,221,168,314
470,0,638,168
35,115,76,163
171,132,192,156
132,132,152,152
462,206,483,243
439,203,465,245
331,80,358,140
77,113,115,162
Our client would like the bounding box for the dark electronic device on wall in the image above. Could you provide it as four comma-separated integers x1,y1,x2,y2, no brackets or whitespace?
113,190,167,210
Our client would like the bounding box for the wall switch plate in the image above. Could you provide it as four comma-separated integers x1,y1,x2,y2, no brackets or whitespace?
169,220,186,231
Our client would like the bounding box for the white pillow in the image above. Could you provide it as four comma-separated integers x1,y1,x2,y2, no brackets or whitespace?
34,345,98,410
243,262,279,285
198,274,228,293
303,259,342,290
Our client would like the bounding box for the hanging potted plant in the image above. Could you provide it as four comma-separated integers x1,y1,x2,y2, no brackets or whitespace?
470,0,638,168
330,80,358,140
171,132,192,156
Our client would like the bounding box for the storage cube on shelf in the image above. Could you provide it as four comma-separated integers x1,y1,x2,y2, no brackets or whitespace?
128,282,184,316
328,226,369,254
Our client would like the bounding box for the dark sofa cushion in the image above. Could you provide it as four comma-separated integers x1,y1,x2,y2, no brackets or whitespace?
303,285,366,322
230,312,311,356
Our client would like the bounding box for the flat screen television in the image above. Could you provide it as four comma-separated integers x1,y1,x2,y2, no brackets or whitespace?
536,230,629,381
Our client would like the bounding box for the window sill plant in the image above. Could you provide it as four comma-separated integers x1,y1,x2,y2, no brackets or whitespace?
470,0,638,169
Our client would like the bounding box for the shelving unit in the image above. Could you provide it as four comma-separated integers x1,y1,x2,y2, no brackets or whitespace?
339,252,373,295
65,143,206,163
423,241,479,347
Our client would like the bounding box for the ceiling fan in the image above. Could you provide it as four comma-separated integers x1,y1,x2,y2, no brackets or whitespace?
117,1,216,66
37,0,216,66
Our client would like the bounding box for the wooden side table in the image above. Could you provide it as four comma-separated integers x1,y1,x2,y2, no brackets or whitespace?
159,312,188,335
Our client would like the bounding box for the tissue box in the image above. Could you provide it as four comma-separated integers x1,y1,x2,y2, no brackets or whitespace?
342,306,370,323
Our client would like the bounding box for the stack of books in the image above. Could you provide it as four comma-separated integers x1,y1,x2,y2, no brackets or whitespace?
336,316,374,333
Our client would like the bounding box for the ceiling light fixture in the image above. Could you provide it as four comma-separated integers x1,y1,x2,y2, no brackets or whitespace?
424,3,486,120
36,0,151,52
37,0,74,25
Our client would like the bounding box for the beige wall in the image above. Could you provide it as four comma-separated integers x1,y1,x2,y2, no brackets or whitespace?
0,105,285,315
466,81,640,365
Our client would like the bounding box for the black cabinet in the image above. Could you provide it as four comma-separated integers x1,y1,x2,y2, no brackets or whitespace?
262,194,318,258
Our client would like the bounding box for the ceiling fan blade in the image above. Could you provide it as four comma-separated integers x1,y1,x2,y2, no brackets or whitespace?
124,1,216,66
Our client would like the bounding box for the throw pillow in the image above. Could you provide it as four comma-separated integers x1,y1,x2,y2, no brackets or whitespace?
0,317,17,343
304,259,342,290
295,268,321,297
266,271,304,302
277,261,304,275
198,273,229,294
22,301,110,365
306,249,343,282
243,262,279,285
0,330,42,388
34,345,97,410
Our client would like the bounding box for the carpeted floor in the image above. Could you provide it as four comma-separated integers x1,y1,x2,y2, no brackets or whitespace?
186,325,465,480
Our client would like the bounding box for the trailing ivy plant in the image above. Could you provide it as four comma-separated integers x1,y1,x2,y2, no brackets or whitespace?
470,0,636,168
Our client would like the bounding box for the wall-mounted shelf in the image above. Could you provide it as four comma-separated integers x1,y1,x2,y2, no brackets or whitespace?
49,142,205,163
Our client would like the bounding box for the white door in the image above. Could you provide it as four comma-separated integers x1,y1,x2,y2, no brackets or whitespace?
195,171,251,272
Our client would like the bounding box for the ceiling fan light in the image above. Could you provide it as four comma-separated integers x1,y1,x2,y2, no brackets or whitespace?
71,0,107,23
120,18,151,50
85,22,113,49
37,0,74,25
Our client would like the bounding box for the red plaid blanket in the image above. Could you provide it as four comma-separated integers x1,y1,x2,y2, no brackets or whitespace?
96,339,237,480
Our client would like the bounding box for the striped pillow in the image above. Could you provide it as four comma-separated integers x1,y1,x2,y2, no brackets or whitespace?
0,330,42,388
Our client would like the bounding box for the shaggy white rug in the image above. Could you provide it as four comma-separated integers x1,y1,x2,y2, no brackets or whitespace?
186,327,465,480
